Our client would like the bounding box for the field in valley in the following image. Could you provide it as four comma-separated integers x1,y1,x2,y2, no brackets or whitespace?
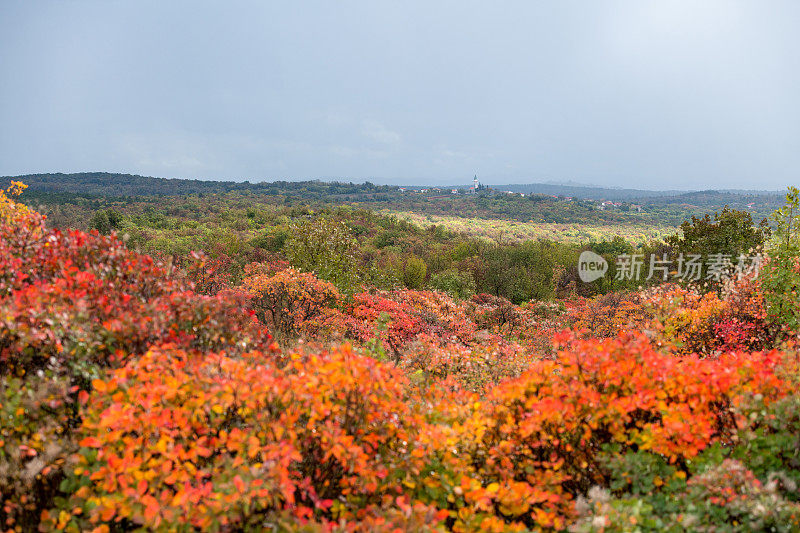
384,209,677,244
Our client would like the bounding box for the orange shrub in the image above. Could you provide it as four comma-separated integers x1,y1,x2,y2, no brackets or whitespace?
641,284,727,354
567,291,649,339
459,332,788,529
243,266,341,339
346,290,497,359
399,340,536,392
53,344,430,531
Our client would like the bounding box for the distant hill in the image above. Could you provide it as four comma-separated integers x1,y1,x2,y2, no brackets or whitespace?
1,172,395,199
497,182,782,202
3,172,269,197
4,172,785,200
498,183,680,200
2,172,785,223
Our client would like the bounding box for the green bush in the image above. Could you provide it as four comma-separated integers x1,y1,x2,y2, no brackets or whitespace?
430,268,476,300
572,460,800,532
88,208,124,235
730,396,800,501
761,249,800,336
285,218,361,293
402,255,427,289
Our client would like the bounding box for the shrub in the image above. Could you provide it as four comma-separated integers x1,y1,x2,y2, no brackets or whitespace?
0,375,75,532
285,218,361,293
0,187,271,529
402,255,428,290
460,333,788,529
761,250,800,337
567,291,647,339
242,266,340,340
728,394,800,502
50,344,428,531
680,459,800,531
399,342,535,392
430,269,476,300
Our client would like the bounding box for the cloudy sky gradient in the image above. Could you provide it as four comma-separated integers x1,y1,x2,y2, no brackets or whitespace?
1,1,799,188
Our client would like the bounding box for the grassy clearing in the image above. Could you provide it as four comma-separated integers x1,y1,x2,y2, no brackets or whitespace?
384,209,676,244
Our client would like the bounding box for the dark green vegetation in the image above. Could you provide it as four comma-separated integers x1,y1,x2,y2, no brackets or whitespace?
667,206,771,258
8,172,781,224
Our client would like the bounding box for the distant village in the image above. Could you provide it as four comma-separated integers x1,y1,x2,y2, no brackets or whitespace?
396,175,646,212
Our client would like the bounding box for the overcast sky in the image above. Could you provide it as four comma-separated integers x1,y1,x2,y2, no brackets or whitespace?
1,1,799,189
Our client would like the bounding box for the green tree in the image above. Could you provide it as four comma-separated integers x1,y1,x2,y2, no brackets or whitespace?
285,217,360,293
666,206,770,291
430,268,476,299
761,187,800,336
771,186,800,249
667,206,770,259
471,241,563,303
89,209,124,235
402,255,427,289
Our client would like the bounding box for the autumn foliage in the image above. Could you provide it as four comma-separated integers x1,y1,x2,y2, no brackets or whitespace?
445,332,787,529
3,185,800,532
243,265,342,339
0,184,269,530
51,344,433,531
567,276,777,356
